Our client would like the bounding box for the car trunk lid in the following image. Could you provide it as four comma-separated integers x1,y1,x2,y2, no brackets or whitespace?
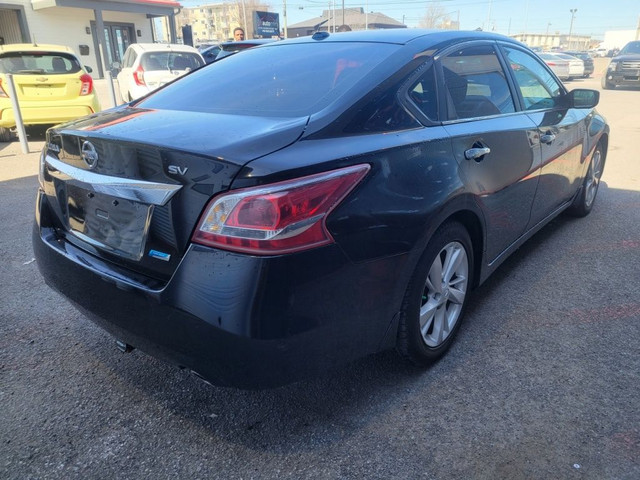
40,107,308,282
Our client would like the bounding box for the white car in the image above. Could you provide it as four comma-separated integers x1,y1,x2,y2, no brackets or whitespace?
116,43,205,101
538,53,571,80
551,53,585,79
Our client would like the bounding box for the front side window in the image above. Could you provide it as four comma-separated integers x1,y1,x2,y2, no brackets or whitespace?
440,44,515,120
503,47,562,111
0,52,81,75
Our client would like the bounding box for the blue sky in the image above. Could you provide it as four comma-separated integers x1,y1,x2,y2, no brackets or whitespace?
178,0,639,39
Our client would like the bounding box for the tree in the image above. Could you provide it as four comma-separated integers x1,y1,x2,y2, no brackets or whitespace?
418,3,450,29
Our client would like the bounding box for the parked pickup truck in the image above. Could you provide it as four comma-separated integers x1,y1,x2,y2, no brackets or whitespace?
602,41,640,89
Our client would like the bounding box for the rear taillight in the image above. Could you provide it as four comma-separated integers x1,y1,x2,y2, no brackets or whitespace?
192,164,370,255
79,73,93,95
134,65,146,86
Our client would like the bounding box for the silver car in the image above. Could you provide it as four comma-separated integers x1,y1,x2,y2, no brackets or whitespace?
538,53,571,80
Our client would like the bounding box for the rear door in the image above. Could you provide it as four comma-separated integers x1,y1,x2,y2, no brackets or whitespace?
501,45,587,228
437,42,540,263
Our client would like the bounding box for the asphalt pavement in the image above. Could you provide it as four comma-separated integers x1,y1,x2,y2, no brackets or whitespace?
1,60,639,479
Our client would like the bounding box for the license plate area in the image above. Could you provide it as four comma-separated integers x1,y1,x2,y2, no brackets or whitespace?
65,184,152,260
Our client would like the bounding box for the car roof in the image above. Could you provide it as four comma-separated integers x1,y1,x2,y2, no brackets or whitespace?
280,29,521,48
219,39,277,48
0,43,77,55
131,43,202,54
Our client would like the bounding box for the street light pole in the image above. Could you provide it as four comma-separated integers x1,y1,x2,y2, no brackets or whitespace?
568,8,577,49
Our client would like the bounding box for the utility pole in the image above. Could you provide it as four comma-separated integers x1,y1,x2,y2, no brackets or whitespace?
568,8,577,49
283,0,287,38
486,0,492,32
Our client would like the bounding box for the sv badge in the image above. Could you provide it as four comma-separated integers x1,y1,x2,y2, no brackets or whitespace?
168,165,188,176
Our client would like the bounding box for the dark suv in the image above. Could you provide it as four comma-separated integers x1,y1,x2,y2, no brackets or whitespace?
602,41,640,89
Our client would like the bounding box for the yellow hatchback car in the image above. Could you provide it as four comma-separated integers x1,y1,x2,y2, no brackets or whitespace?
0,43,101,142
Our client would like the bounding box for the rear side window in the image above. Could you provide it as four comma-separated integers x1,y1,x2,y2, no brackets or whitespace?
440,44,515,120
0,52,81,75
140,52,204,71
408,64,438,120
139,42,402,117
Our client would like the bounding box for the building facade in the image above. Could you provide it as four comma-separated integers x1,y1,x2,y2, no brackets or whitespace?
510,33,595,51
0,0,181,78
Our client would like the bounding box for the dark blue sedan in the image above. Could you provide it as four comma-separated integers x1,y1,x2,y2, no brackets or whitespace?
34,30,608,388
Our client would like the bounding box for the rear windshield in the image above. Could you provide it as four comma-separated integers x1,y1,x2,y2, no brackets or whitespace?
0,51,81,75
138,42,401,117
141,52,204,71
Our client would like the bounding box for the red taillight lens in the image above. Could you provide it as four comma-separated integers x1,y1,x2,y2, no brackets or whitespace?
134,65,146,86
192,164,370,255
79,73,93,95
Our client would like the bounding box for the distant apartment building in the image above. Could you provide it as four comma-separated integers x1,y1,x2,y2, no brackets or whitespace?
176,2,274,43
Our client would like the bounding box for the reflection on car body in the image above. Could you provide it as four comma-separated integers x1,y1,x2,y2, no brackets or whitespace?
34,30,609,388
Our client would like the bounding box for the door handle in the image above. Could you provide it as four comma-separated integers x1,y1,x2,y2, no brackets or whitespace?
540,133,556,144
464,147,491,161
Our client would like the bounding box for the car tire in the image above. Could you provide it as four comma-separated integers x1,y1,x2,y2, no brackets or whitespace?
0,127,12,142
567,142,605,217
397,221,474,366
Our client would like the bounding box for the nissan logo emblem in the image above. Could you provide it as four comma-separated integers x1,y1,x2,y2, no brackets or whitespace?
81,141,99,169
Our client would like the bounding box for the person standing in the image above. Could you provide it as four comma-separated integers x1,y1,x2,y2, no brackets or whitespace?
233,27,245,41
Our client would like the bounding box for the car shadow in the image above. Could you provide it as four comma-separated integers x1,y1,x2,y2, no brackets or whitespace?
22,176,638,454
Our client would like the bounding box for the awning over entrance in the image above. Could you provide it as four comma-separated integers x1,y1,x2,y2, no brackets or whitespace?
31,0,180,15
30,0,182,78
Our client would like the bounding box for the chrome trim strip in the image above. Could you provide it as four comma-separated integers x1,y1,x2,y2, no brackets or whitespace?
45,155,181,206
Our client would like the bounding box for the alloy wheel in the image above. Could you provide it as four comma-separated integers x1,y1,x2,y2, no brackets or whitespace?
419,241,469,347
585,149,603,208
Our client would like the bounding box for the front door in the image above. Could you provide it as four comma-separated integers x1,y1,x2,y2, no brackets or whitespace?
438,42,540,263
92,22,135,77
501,45,587,228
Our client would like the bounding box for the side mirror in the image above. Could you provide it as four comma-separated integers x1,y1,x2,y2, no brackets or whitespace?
84,65,93,73
568,89,599,108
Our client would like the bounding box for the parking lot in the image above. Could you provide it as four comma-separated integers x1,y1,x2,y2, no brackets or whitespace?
1,58,639,479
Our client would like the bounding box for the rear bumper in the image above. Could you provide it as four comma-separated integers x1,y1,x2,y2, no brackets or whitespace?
0,96,100,128
33,189,406,388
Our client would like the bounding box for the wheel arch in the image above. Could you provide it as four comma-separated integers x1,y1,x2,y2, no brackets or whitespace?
446,209,484,289
410,195,487,291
